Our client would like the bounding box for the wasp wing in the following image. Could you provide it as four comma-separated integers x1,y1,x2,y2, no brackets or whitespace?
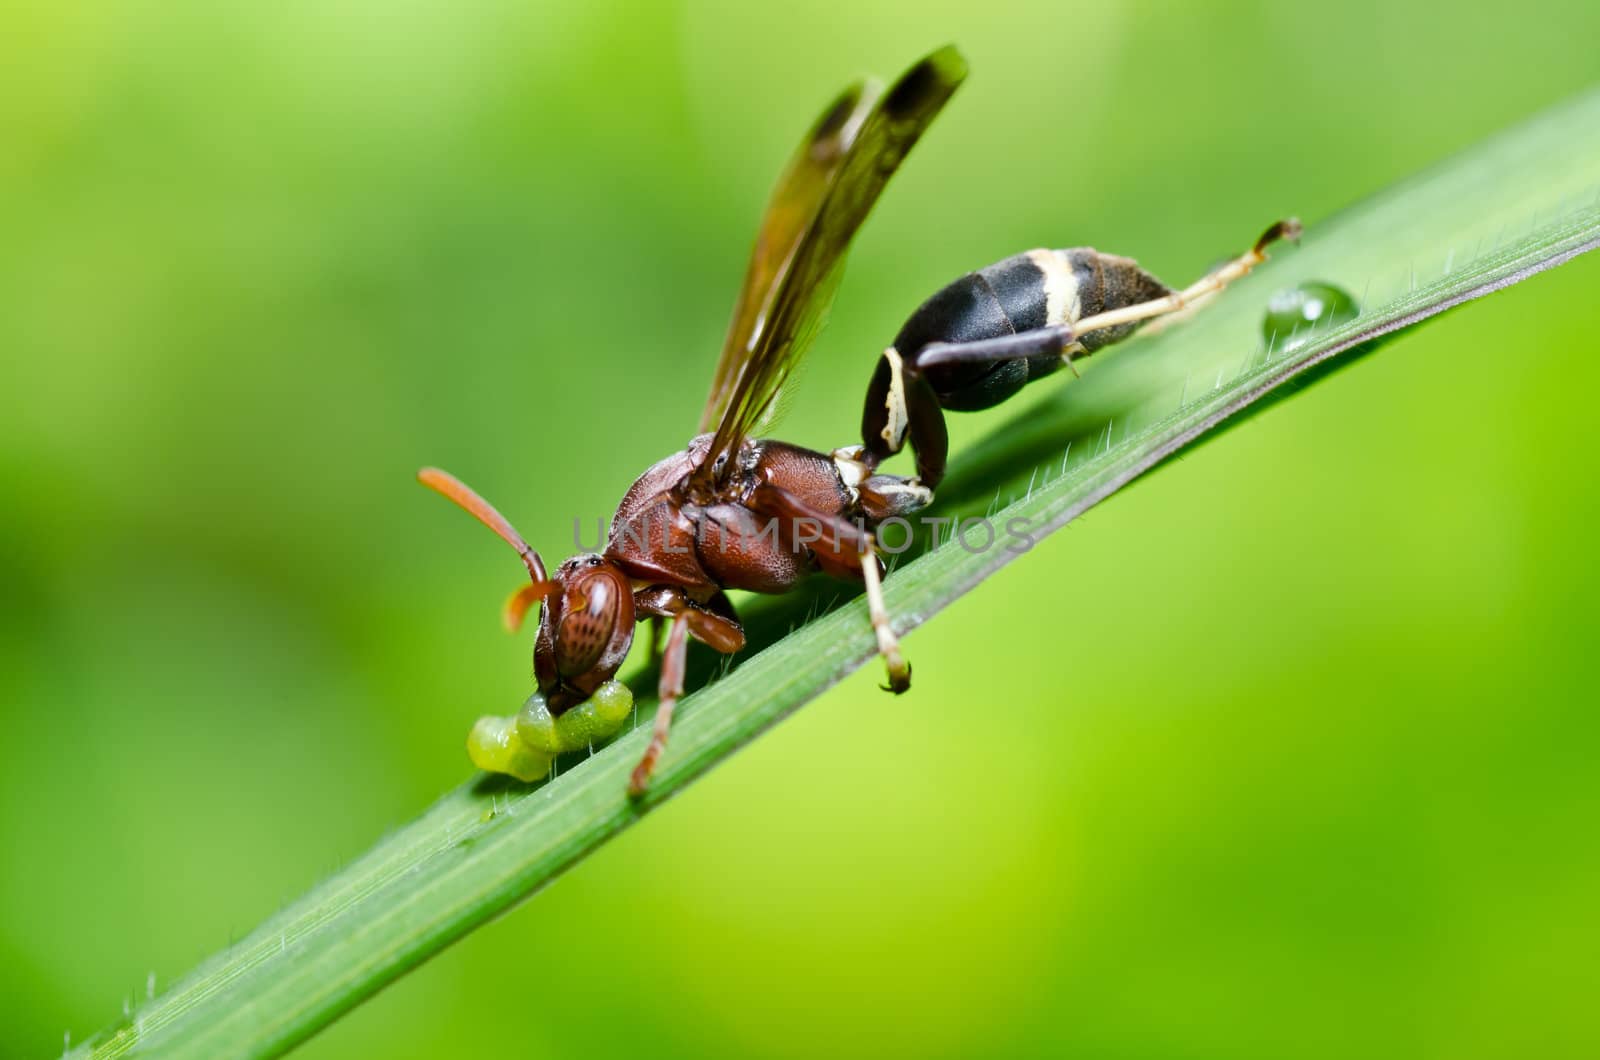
700,76,881,435
694,45,968,485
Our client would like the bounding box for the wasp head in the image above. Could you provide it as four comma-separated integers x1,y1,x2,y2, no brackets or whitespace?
530,554,636,712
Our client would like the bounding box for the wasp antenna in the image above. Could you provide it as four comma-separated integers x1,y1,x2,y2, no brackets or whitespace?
417,467,548,584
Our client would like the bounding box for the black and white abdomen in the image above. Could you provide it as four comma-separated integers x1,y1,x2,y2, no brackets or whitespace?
858,218,1298,493
890,248,1170,412
860,244,1173,490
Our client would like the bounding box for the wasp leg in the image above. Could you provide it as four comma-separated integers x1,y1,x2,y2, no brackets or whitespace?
629,611,690,798
635,586,747,653
1067,217,1300,340
857,540,910,693
747,481,911,693
628,588,746,797
748,481,871,576
915,325,1078,372
857,473,934,524
862,350,951,488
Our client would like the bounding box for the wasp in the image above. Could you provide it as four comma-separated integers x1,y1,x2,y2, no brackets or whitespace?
420,45,1298,796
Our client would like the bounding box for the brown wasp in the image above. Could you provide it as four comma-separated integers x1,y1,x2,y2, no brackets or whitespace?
420,45,1298,796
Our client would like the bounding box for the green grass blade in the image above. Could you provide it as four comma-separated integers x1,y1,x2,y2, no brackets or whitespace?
78,86,1600,1058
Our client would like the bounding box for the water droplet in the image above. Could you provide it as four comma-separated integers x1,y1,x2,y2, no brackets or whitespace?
1262,282,1359,352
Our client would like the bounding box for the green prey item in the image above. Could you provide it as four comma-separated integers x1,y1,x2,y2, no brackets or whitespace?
466,680,635,782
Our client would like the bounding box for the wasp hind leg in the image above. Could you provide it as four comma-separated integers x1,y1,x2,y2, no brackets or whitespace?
1064,217,1301,341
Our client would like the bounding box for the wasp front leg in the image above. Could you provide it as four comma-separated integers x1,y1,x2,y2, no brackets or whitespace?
629,611,689,798
628,587,745,797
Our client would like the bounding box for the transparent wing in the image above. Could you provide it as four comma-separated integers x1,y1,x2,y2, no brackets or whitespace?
700,77,881,435
693,45,968,486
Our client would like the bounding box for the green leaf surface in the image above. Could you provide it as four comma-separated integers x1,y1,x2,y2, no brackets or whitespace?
78,86,1600,1059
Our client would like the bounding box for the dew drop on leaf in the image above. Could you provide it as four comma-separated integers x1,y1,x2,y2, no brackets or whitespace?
1262,282,1360,351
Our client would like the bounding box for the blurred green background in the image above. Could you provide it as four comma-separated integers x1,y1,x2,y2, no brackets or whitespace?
3,0,1598,1056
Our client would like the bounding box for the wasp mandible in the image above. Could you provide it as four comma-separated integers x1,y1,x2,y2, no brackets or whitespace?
421,46,1298,796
